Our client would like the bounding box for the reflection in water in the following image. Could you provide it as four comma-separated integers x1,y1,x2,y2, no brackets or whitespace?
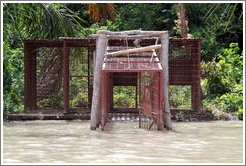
3,120,243,163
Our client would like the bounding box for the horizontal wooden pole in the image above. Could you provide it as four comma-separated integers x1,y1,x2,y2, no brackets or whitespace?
96,30,168,36
91,34,159,39
105,44,161,57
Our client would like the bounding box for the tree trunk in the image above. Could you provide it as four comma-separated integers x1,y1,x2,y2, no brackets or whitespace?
90,34,107,130
161,33,172,130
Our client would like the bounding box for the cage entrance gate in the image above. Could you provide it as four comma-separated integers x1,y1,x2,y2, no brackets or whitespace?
100,34,164,131
139,72,162,131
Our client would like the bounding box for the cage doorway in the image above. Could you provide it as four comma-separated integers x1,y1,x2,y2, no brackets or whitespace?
113,86,137,109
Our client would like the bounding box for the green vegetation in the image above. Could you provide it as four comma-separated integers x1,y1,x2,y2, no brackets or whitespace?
170,86,191,109
3,3,243,120
201,43,243,118
113,86,136,108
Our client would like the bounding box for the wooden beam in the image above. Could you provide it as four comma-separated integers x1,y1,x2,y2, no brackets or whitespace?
90,34,107,130
96,30,168,36
161,33,172,130
105,44,161,57
91,34,159,39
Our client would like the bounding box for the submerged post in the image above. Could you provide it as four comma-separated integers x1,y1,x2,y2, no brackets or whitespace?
90,34,107,130
161,33,172,130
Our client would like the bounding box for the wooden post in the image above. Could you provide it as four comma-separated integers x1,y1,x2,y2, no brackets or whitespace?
90,34,107,130
161,33,172,130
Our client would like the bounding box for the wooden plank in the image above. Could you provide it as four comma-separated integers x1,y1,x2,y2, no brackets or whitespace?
96,30,168,36
91,34,159,39
105,45,161,57
90,34,107,130
161,33,172,130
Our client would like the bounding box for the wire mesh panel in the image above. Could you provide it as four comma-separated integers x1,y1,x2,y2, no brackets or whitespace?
69,47,91,109
139,72,162,131
36,47,63,109
169,39,201,112
169,85,192,109
101,71,110,130
24,38,201,115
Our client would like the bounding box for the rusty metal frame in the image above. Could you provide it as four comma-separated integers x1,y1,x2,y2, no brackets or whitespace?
24,38,202,115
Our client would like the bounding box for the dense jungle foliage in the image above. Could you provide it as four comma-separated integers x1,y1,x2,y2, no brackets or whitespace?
2,3,243,119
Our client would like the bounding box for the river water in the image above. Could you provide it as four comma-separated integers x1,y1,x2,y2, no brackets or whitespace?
2,120,244,164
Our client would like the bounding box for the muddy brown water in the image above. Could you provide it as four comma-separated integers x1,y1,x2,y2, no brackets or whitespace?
3,120,243,164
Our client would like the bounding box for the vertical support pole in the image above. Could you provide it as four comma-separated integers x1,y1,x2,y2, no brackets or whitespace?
138,72,141,128
24,42,37,110
90,34,107,130
63,40,69,113
161,33,172,130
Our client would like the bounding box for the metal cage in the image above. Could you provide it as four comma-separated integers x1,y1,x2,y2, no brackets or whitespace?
24,38,202,117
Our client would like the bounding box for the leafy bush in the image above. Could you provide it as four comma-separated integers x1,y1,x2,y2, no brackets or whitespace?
70,92,88,108
201,43,243,119
113,86,136,108
169,85,191,109
236,108,243,120
82,20,119,37
192,27,222,62
3,41,24,114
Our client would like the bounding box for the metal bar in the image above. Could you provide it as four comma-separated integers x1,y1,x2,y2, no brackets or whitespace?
159,71,164,131
197,40,202,113
102,69,163,72
105,61,160,63
110,73,114,110
33,50,37,110
69,75,94,77
138,72,141,128
101,71,105,131
24,41,28,110
88,47,91,108
24,42,37,110
135,85,138,109
63,40,69,113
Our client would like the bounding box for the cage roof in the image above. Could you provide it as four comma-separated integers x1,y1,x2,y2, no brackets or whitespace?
102,46,163,72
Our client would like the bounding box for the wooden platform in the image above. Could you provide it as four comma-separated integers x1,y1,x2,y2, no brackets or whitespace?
5,108,214,121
